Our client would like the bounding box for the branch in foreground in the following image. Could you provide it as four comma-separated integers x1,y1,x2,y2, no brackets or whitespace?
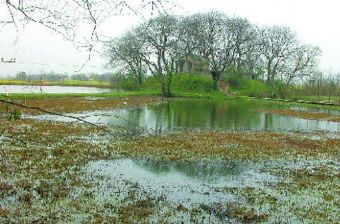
0,99,111,134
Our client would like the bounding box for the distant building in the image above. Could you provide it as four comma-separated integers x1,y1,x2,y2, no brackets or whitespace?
178,55,209,74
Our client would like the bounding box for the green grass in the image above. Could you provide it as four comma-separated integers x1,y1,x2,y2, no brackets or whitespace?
0,80,28,85
287,95,340,103
60,80,112,87
171,73,214,92
0,89,226,101
5,74,340,108
229,79,272,98
1,73,219,99
136,73,215,93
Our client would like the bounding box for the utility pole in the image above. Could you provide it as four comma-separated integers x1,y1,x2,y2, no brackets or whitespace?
0,57,17,96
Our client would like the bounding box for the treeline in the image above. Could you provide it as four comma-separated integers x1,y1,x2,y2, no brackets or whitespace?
10,71,115,83
286,70,340,103
105,11,321,97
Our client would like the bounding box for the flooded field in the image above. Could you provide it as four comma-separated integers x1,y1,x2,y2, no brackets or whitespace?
1,97,340,223
84,159,276,205
0,84,113,94
29,98,340,133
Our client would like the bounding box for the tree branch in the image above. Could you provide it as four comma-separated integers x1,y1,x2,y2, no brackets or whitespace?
0,99,111,133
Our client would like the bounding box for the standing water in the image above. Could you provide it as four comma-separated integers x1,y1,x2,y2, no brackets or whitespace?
30,98,340,133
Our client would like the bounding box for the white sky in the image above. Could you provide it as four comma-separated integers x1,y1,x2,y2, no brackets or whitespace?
0,0,340,76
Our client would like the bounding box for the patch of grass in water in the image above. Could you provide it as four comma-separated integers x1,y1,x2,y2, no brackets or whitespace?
260,109,340,122
112,131,340,161
0,96,160,115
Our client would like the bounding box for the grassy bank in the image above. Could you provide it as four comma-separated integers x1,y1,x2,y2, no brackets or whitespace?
0,73,225,100
0,90,225,101
3,74,340,109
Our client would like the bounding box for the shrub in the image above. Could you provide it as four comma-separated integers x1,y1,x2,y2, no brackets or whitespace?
228,78,272,98
171,73,214,92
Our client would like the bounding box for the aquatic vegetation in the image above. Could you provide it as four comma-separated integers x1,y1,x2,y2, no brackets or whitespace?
112,131,340,161
260,109,340,122
1,97,340,223
0,96,160,115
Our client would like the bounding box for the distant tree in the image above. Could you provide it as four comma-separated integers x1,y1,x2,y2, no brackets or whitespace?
102,10,323,97
15,71,27,81
71,73,89,81
89,73,114,82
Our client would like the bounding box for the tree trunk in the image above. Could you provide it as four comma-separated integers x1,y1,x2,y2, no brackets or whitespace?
166,73,173,97
211,71,221,90
161,80,167,97
137,72,143,85
266,60,272,84
157,69,167,97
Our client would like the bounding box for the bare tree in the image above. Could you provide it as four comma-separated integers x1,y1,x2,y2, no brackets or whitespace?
105,31,146,84
227,17,257,72
101,10,323,98
280,44,321,87
1,0,177,56
258,25,297,83
135,14,180,97
195,11,236,89
177,14,203,73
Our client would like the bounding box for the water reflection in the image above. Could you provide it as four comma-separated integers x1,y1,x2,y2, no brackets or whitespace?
111,99,340,133
134,159,243,182
86,159,276,205
30,98,340,133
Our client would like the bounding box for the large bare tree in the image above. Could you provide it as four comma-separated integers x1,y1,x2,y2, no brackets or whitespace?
227,16,257,72
177,14,203,73
134,14,180,97
279,44,321,90
195,11,236,89
105,31,146,84
258,25,297,83
103,10,323,97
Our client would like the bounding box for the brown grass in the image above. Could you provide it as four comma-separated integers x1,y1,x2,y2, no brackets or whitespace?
113,131,340,161
0,96,160,115
259,109,340,122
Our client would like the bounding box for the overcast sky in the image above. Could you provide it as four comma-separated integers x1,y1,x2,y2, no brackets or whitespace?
1,0,339,76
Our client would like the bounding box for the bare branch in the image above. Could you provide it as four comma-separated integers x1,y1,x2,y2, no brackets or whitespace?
0,99,111,133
